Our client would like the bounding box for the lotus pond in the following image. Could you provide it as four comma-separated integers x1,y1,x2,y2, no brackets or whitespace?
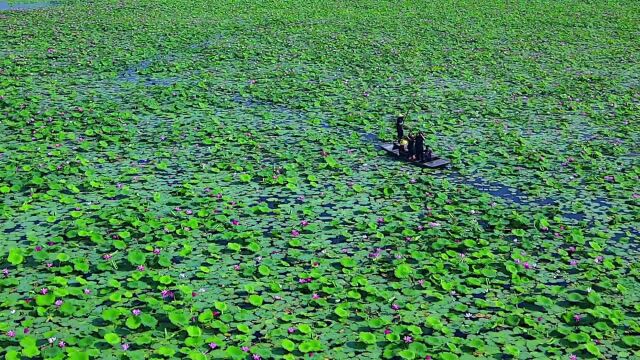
0,0,639,359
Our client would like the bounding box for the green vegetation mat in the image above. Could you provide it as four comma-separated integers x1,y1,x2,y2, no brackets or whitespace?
0,0,639,359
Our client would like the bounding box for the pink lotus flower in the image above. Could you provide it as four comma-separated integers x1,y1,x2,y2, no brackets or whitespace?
23,328,30,334
429,222,440,227
312,293,320,299
41,288,48,295
55,299,63,307
2,269,8,277
569,259,578,266
523,262,531,269
300,220,309,227
103,254,112,260
7,330,15,338
574,314,582,322
569,355,577,360
35,246,42,252
137,265,145,271
84,288,91,295
208,342,218,349
242,346,250,352
368,249,382,258
132,309,141,316
384,328,391,335
291,230,300,237
58,340,66,348
153,248,161,255
231,219,239,226
376,217,384,224
403,335,413,343
121,343,130,351
391,303,400,310
595,256,603,264
233,264,240,270
252,355,261,360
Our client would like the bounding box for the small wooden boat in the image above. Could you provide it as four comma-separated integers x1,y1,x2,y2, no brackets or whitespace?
379,143,450,168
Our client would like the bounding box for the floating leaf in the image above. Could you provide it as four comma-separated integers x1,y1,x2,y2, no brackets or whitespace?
359,332,377,344
104,333,121,344
248,294,263,307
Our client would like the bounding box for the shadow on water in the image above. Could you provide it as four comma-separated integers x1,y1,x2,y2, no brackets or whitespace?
563,212,586,222
0,0,59,10
445,172,557,207
118,60,153,83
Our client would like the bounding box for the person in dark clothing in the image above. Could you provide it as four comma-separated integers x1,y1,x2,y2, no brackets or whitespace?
425,146,433,162
395,115,405,142
407,134,416,160
415,132,425,162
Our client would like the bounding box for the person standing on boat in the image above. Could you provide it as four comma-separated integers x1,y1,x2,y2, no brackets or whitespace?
407,133,416,160
398,136,409,156
396,115,405,142
415,132,425,162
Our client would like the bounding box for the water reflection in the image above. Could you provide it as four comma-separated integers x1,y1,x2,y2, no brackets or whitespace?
0,0,59,11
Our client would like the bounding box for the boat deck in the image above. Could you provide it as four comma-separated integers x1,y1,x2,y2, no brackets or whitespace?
379,143,450,168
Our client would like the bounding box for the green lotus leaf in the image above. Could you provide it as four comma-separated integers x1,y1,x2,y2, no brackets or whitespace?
156,347,176,356
36,293,55,307
398,350,416,359
104,332,121,344
298,339,322,353
248,294,263,307
298,324,312,334
127,250,146,265
126,315,142,329
359,332,376,344
8,248,24,265
141,314,158,328
186,326,202,337
335,306,350,318
282,339,296,352
169,310,190,326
